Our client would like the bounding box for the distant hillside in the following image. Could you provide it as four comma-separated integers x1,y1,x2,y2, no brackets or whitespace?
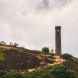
62,54,78,78
0,46,42,70
63,54,78,71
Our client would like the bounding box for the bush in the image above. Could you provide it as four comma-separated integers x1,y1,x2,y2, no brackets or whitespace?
42,47,49,54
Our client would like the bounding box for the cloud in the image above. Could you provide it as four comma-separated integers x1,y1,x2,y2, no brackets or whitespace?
0,0,78,57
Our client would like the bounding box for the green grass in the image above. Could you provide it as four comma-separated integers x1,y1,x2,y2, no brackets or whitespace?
0,64,77,78
0,48,6,62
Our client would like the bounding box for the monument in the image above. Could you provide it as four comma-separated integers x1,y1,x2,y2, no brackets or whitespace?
55,26,61,55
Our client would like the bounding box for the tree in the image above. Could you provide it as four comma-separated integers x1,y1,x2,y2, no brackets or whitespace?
42,47,49,54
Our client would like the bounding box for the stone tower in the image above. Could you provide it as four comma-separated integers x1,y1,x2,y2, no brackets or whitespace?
55,26,61,55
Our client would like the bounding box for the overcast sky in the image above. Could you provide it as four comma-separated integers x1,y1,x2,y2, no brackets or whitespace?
0,0,78,57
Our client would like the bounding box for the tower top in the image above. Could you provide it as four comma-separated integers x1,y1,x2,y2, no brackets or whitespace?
55,26,61,29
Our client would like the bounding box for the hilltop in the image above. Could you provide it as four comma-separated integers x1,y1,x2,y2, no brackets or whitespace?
0,42,77,70
0,41,78,77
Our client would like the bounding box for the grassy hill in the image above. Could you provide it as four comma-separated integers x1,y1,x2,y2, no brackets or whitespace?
62,54,78,78
0,45,78,78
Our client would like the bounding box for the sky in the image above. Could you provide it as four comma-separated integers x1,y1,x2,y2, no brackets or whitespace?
0,0,78,57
